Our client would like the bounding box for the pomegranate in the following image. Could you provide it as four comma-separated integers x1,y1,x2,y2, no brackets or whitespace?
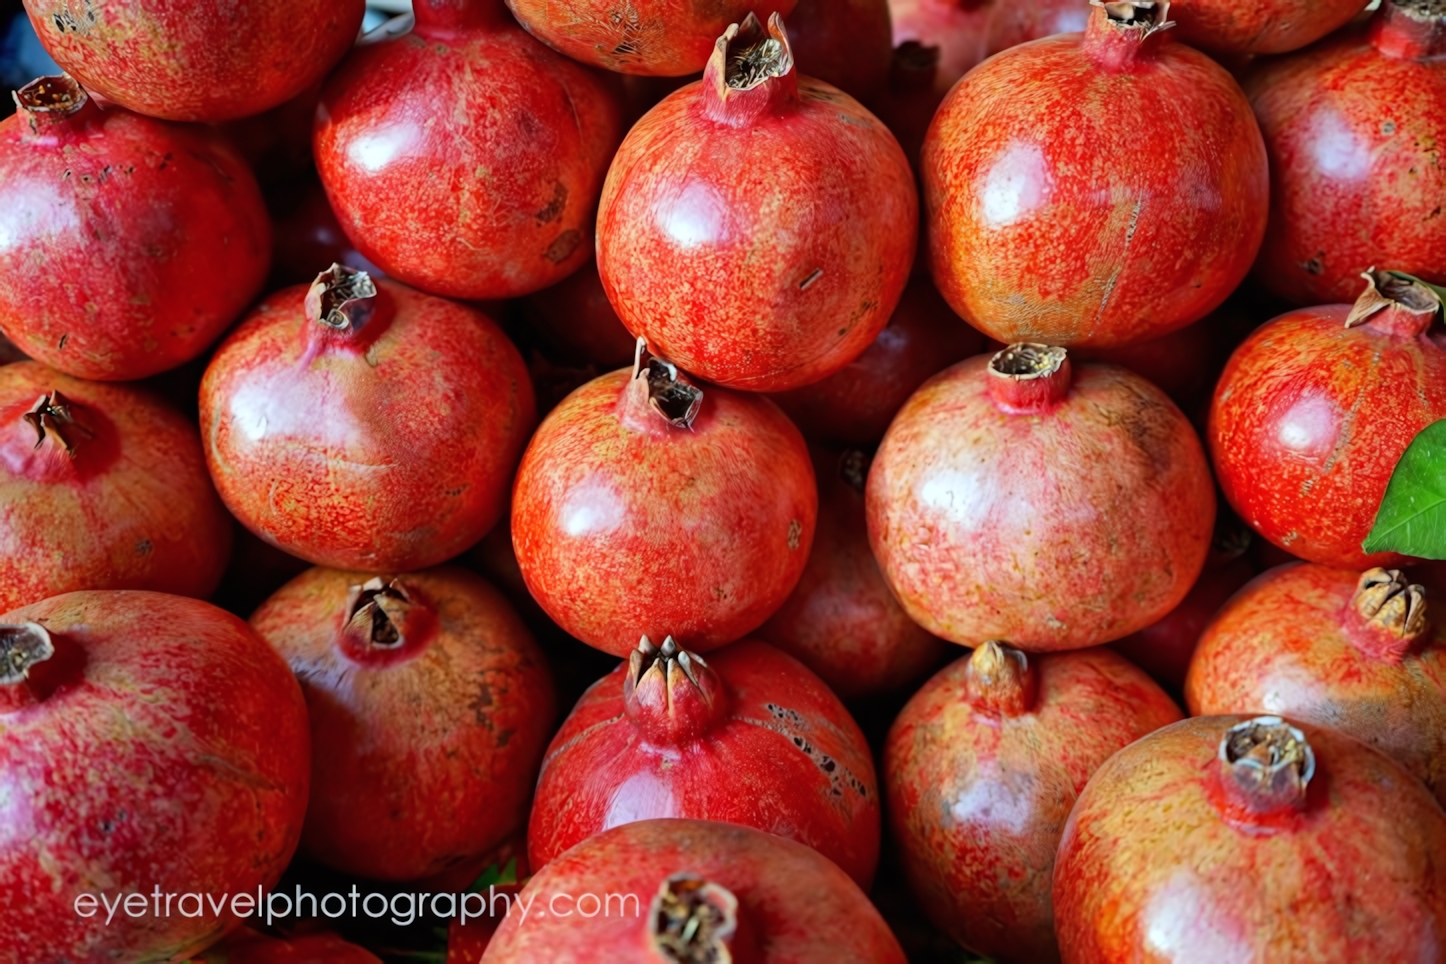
984,0,1089,57
923,0,1268,348
0,591,310,963
889,0,991,95
597,14,918,392
1169,0,1365,56
1187,565,1446,805
871,42,946,173
0,76,271,381
773,279,983,445
886,641,1182,962
314,0,625,301
200,266,535,572
502,0,799,75
485,819,906,963
868,344,1215,650
521,258,635,369
192,929,381,963
22,0,363,121
1075,305,1244,410
250,565,555,881
0,361,233,613
760,449,948,699
1210,270,1446,569
1054,715,1446,961
511,349,816,656
788,0,894,102
270,180,381,288
1247,0,1446,305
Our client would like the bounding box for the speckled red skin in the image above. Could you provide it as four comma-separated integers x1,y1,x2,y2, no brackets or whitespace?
22,0,363,122
788,0,894,102
889,0,991,95
1053,715,1446,963
315,0,625,301
250,566,555,881
521,258,635,369
194,929,381,964
1246,7,1446,306
0,591,310,964
0,86,270,381
885,647,1183,963
1186,564,1446,805
512,367,816,656
487,819,906,963
597,17,918,392
1209,303,1446,569
1168,0,1365,56
0,362,232,613
774,278,983,445
200,277,535,572
867,355,1215,650
502,0,798,75
985,0,1089,56
923,6,1268,348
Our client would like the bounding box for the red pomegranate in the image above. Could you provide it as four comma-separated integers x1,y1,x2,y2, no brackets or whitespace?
868,344,1215,650
1247,0,1446,305
1187,565,1446,805
1210,270,1446,569
889,0,991,95
1054,715,1446,961
0,362,232,613
1168,0,1364,56
597,13,918,392
486,819,906,963
193,929,381,964
314,0,625,301
502,0,799,75
529,637,879,886
270,181,381,288
773,279,983,445
871,41,946,173
985,0,1089,57
250,566,554,881
760,449,948,700
200,266,535,572
0,591,310,963
788,0,894,102
1074,305,1244,410
886,642,1182,962
0,76,270,381
923,0,1268,348
22,0,363,122
511,350,816,656
521,258,635,369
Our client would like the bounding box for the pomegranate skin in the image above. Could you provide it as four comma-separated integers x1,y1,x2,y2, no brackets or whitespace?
270,181,381,288
867,347,1215,651
985,0,1090,56
0,591,310,964
251,566,555,881
521,258,635,369
597,15,918,392
315,0,625,301
760,449,948,700
200,269,535,572
0,362,232,613
485,819,906,963
502,0,799,75
789,0,895,102
0,77,271,381
511,364,816,656
529,638,880,886
1169,0,1365,56
22,0,363,122
889,0,991,95
1054,715,1446,963
1187,564,1446,805
886,643,1183,963
1247,4,1446,306
923,4,1268,348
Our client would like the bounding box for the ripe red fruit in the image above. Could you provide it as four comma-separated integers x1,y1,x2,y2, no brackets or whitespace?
923,0,1267,348
486,819,907,963
597,14,917,392
193,929,381,964
315,0,625,300
1168,0,1363,56
521,259,635,369
1187,565,1446,805
868,344,1215,650
1210,271,1446,569
0,361,232,613
889,0,991,95
511,353,816,656
0,76,270,381
200,266,535,572
1247,0,1446,305
985,0,1089,57
502,0,798,75
0,591,310,963
886,642,1183,963
788,0,894,102
529,637,880,886
1054,715,1446,962
1073,306,1235,411
22,0,363,122
251,566,555,881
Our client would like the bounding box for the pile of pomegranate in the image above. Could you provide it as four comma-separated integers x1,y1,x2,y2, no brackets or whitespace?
1,0,1445,959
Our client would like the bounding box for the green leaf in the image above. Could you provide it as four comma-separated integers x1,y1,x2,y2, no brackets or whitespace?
1363,419,1446,559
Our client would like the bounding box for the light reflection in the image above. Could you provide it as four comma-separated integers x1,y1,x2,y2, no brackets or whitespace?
978,141,1052,229
657,180,727,249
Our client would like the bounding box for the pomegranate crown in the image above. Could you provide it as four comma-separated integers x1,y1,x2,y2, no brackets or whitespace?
1348,567,1429,661
343,577,415,650
624,635,729,742
1093,0,1175,33
650,874,741,963
24,390,92,457
305,264,379,331
631,339,703,429
0,622,54,686
12,74,87,116
1219,715,1315,814
963,640,1037,716
1346,268,1443,330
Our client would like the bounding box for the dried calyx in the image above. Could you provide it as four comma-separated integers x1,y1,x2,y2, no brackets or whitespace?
991,343,1067,377
650,875,741,964
724,13,794,91
1349,567,1428,661
625,635,728,742
631,338,703,429
1345,268,1442,333
0,622,54,686
24,390,91,457
987,343,1072,412
13,74,87,115
344,578,415,649
1095,0,1174,33
963,640,1037,717
1395,0,1446,20
306,264,379,331
1219,716,1315,814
